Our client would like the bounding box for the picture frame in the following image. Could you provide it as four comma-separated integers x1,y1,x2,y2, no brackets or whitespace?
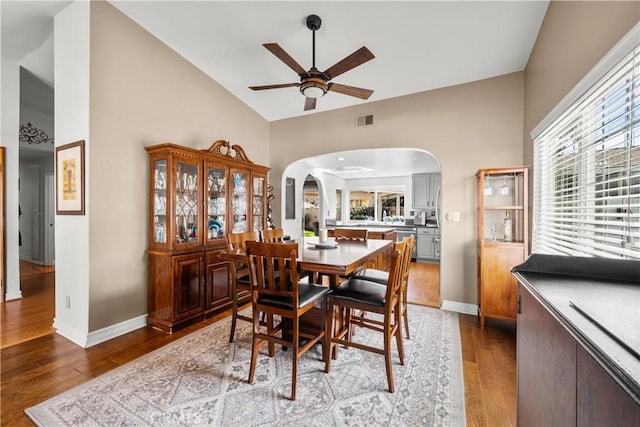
56,140,85,215
285,177,295,219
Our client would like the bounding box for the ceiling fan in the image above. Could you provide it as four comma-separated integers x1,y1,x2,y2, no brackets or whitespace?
249,14,375,111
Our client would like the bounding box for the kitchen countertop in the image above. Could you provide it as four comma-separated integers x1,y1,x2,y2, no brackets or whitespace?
328,223,438,230
512,254,640,403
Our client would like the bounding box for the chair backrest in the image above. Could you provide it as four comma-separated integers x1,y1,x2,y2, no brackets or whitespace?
399,235,415,289
383,246,404,313
245,241,300,304
260,228,284,243
227,231,259,251
334,228,368,241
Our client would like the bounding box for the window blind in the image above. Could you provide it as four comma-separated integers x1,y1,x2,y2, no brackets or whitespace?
532,39,639,260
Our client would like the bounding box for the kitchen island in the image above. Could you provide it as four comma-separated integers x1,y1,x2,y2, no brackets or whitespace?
512,254,639,426
327,226,397,241
327,227,397,270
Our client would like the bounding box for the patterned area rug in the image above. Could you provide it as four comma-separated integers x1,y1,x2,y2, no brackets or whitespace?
26,305,465,426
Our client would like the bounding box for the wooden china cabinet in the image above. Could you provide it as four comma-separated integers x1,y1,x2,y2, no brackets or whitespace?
475,166,529,328
146,140,269,333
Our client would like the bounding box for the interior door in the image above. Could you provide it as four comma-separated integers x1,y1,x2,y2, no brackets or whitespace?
0,147,5,302
44,172,55,265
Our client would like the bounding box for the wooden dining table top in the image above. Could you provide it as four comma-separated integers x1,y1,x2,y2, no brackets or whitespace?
221,237,393,284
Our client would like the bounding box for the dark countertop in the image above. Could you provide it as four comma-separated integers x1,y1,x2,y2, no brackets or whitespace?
512,254,640,403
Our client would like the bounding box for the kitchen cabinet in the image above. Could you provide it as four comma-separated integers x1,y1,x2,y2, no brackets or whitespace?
416,228,439,262
475,166,528,328
146,140,269,333
411,173,440,209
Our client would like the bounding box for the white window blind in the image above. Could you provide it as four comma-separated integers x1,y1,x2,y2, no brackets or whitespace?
533,36,639,260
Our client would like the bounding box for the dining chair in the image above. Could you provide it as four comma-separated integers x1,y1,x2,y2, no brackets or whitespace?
227,230,260,342
333,228,368,241
350,235,415,339
245,241,329,400
324,245,405,393
260,227,285,242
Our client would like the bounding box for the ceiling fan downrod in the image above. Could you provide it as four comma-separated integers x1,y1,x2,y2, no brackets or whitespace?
306,14,321,70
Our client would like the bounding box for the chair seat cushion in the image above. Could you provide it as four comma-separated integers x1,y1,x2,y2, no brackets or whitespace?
257,283,329,309
236,272,252,286
328,278,387,307
350,268,388,285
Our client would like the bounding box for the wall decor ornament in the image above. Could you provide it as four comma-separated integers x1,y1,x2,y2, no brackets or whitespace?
19,122,54,144
56,140,85,215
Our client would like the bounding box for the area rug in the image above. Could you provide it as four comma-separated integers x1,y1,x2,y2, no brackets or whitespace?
26,305,466,426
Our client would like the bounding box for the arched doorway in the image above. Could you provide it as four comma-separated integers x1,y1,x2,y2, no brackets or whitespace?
281,148,442,308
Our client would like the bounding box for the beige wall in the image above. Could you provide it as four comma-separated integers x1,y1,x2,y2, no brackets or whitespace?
271,72,525,305
87,2,269,331
524,1,640,167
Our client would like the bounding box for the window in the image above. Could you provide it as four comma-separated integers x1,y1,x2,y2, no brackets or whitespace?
348,190,405,222
532,26,639,259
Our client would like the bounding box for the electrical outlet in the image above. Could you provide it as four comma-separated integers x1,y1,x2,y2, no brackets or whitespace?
445,212,453,221
453,212,460,222
65,295,70,309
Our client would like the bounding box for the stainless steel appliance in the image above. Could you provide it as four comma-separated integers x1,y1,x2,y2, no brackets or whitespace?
396,227,417,259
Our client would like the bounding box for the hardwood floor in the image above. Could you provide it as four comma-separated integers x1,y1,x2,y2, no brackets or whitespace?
1,262,56,349
1,261,516,426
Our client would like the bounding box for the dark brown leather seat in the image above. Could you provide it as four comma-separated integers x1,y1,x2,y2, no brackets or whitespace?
246,241,329,401
350,235,415,339
324,245,405,393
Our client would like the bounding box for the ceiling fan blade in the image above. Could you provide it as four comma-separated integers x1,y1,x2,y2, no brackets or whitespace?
323,46,375,80
304,97,316,111
328,83,374,100
249,83,299,91
263,43,309,77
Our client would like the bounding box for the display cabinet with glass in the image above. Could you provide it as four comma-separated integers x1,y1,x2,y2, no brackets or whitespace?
146,141,269,332
475,166,529,328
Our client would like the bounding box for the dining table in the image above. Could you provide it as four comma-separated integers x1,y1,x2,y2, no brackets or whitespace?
219,236,395,357
221,236,394,288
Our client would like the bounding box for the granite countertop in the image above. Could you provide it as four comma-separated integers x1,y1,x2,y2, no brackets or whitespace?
513,255,640,403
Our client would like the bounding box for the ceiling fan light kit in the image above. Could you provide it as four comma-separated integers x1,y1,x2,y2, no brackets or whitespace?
250,14,375,111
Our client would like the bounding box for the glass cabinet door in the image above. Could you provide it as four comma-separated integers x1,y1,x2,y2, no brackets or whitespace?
231,170,248,233
206,165,227,242
175,161,199,245
153,159,168,244
252,175,265,232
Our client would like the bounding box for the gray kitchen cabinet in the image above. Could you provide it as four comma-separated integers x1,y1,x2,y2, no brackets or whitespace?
412,174,430,208
417,228,439,261
412,173,441,209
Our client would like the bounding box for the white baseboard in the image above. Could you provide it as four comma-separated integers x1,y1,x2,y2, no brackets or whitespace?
5,290,23,301
54,315,148,348
86,315,148,347
53,317,90,348
441,300,478,316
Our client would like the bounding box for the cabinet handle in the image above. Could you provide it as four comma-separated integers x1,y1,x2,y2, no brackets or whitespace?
517,294,521,314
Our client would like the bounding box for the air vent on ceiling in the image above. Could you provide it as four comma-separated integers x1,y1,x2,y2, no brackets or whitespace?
355,114,374,128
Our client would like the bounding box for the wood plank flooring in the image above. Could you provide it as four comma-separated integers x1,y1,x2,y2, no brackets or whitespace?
1,261,516,426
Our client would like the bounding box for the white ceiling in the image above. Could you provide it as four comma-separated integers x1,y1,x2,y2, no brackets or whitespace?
3,0,549,177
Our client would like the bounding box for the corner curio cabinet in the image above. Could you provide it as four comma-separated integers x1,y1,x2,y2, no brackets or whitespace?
475,166,529,328
146,140,269,333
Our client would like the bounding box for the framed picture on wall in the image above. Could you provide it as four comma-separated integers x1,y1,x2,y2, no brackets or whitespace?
285,177,295,219
56,140,85,215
